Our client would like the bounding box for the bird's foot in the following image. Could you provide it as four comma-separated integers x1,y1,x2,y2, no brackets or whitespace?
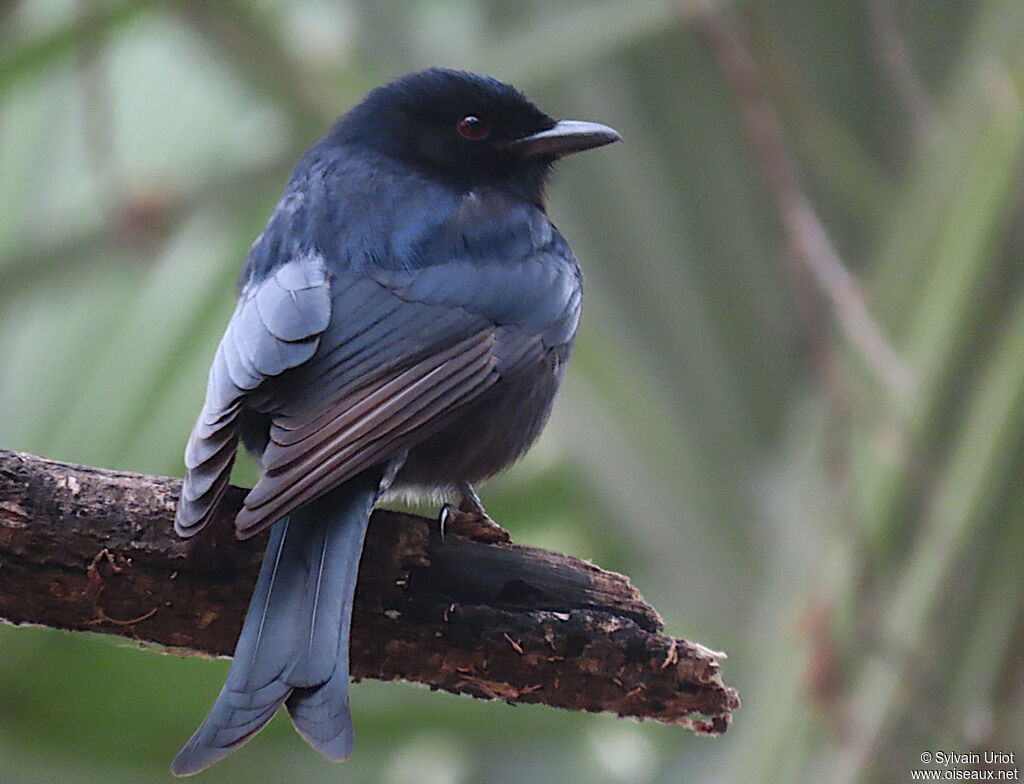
439,504,511,543
436,483,512,544
437,481,510,543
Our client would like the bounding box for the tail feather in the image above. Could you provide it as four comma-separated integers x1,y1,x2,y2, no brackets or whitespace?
171,471,380,777
209,691,289,744
287,678,355,761
286,565,359,762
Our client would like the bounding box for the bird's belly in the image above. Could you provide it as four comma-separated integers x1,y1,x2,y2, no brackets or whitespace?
395,346,568,492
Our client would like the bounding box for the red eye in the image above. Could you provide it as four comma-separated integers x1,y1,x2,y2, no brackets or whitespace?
457,115,489,139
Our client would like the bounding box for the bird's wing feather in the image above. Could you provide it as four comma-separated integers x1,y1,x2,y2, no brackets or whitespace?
235,320,503,537
231,249,580,538
174,253,331,537
179,197,579,541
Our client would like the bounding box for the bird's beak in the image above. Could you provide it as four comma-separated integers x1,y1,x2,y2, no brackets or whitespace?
510,120,622,158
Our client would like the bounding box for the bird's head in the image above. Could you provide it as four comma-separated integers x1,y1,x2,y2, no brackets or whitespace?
333,68,621,202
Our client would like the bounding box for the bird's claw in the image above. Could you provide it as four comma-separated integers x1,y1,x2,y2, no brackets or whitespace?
437,503,510,544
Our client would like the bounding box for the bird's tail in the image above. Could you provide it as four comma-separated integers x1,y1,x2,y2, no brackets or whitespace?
171,471,380,777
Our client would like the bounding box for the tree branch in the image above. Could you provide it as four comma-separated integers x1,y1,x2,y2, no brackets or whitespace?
0,448,738,733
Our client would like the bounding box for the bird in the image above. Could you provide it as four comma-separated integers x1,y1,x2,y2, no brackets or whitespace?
170,67,620,776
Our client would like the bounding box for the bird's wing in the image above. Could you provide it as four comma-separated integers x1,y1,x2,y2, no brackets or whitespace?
174,253,332,537
233,251,580,539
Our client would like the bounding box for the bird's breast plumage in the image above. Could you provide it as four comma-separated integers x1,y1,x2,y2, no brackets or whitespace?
375,187,582,491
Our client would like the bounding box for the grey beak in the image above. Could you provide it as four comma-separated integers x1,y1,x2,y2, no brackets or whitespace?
511,120,622,158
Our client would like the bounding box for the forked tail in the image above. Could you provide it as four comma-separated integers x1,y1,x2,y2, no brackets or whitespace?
171,471,380,776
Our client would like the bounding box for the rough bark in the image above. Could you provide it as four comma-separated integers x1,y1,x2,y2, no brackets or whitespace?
0,447,738,732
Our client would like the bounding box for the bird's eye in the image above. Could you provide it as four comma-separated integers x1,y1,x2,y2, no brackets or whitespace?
457,115,489,140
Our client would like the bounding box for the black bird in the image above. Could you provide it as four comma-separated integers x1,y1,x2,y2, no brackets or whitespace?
170,68,620,776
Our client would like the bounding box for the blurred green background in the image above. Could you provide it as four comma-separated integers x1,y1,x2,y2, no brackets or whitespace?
2,0,1023,782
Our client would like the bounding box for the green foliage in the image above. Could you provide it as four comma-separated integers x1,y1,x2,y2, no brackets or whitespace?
1,1,1022,781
